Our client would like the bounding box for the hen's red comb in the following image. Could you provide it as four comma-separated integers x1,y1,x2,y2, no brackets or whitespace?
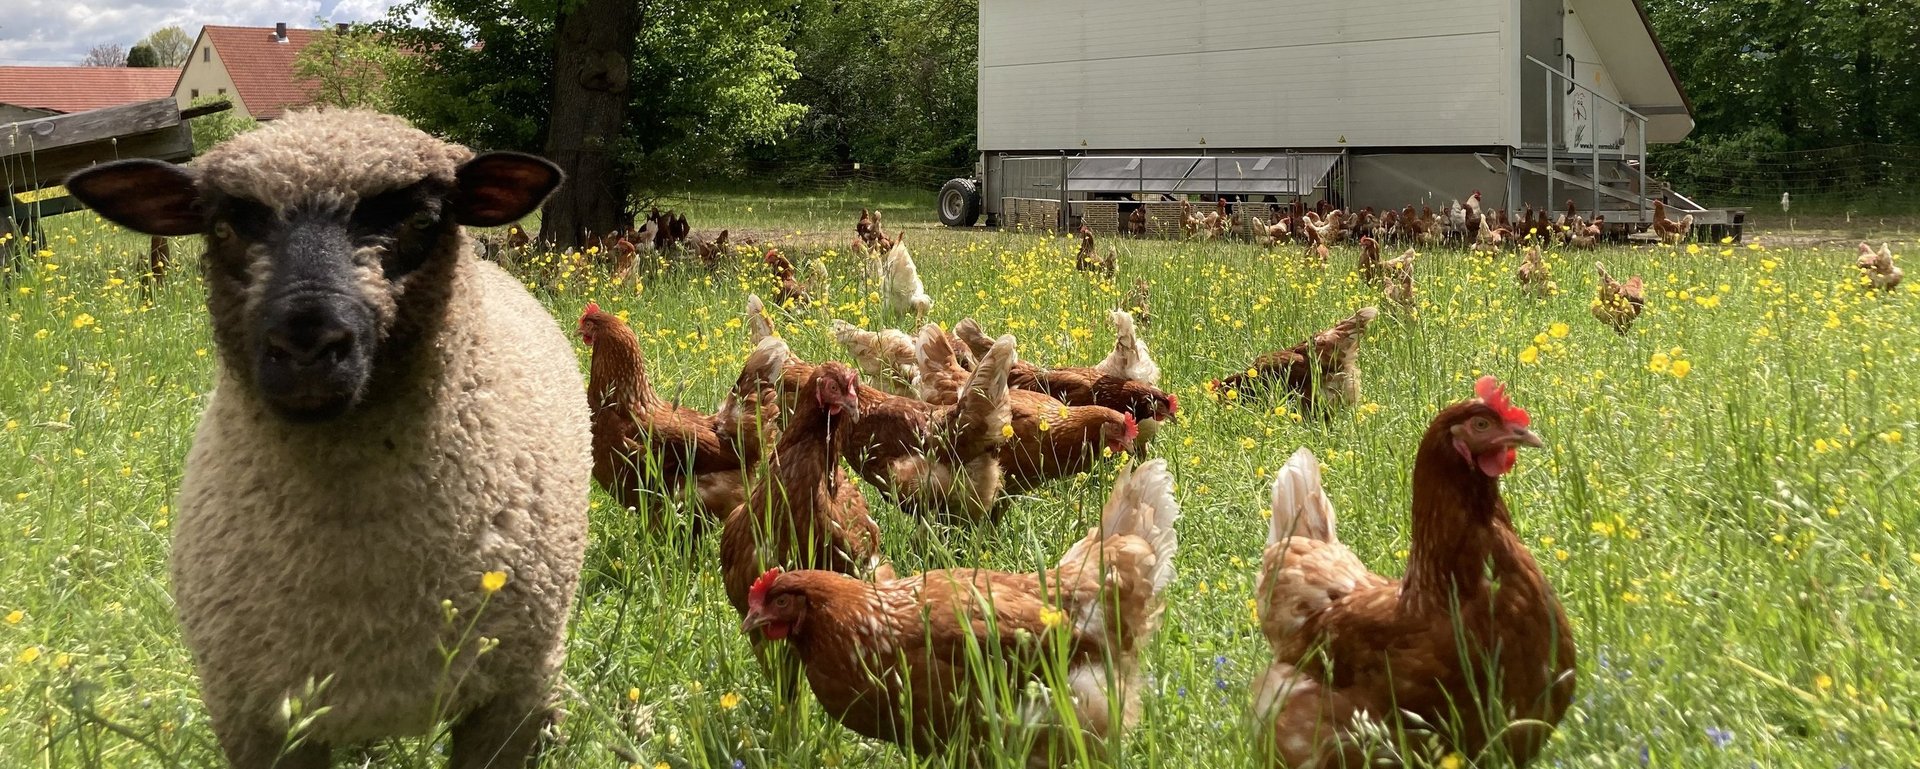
1123,413,1139,441
747,568,781,611
1167,393,1180,414
582,302,600,319
1474,376,1529,427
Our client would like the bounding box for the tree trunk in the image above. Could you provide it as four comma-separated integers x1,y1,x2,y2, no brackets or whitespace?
538,0,639,250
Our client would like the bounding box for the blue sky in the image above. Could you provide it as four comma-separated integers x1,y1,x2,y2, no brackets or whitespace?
0,0,404,66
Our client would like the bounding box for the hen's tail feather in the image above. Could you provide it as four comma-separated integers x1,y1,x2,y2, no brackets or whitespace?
737,336,790,392
914,323,959,372
952,318,995,360
1096,310,1161,386
1269,447,1338,545
833,320,917,389
951,335,1016,449
745,294,774,344
1085,459,1181,593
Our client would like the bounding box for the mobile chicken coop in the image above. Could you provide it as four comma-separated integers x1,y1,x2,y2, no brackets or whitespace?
936,0,1741,238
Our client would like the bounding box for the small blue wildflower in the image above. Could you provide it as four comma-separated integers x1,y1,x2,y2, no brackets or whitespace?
1213,655,1229,668
1214,678,1229,692
1706,726,1733,749
1176,686,1188,698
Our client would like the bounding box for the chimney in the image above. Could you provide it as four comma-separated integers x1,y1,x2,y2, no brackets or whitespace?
274,23,288,42
336,22,350,35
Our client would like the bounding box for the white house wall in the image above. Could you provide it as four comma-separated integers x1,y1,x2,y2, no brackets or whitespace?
979,0,1513,151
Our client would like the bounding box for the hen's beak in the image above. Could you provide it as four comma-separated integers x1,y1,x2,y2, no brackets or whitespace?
740,611,768,634
1504,427,1544,449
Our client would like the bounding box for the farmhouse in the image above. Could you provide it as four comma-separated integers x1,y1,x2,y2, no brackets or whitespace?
944,0,1729,234
173,23,343,120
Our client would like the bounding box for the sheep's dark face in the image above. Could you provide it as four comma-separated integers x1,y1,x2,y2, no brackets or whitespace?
67,152,562,423
202,183,458,421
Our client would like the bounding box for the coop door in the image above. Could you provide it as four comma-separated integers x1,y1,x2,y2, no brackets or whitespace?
1563,57,1624,150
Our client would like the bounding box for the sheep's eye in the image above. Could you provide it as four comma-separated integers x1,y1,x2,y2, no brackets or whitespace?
212,221,234,240
1471,417,1492,432
408,211,438,230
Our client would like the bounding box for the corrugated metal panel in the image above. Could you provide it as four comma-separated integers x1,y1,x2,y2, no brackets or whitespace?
1056,154,1341,196
1169,155,1341,195
979,0,1512,150
1065,157,1198,193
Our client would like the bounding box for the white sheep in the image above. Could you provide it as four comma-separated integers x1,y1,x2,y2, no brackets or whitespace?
66,109,590,768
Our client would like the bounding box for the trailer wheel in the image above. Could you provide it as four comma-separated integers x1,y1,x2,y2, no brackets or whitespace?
938,178,982,227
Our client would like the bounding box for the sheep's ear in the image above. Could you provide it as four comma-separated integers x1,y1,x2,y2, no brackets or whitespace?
65,160,204,236
454,152,563,227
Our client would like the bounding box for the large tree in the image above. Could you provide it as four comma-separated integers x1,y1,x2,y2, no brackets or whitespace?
537,0,639,247
81,43,126,67
1644,0,1920,199
138,25,194,67
746,0,978,183
126,44,161,68
378,0,802,247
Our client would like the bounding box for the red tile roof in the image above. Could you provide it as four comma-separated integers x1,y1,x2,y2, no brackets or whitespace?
202,25,325,120
0,67,181,114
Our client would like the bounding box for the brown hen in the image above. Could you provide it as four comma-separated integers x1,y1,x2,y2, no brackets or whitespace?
1254,377,1574,767
1212,306,1379,415
741,459,1179,767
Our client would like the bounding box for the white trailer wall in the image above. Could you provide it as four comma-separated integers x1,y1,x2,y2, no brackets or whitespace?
979,0,1515,152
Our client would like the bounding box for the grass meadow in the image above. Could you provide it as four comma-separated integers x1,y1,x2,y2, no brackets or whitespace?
2,189,1917,767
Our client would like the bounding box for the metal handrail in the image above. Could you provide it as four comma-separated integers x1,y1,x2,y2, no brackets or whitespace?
1526,55,1648,122
1526,55,1649,221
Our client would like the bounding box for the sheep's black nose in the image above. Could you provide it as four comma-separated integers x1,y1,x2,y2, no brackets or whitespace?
264,305,355,367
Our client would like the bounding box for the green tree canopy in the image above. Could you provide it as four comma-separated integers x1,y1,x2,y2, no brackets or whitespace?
375,0,803,186
125,44,160,68
137,25,193,67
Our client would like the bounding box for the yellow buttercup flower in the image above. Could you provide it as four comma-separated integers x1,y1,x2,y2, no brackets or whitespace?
1001,424,1015,439
4,610,21,625
720,692,742,710
1039,607,1064,628
481,571,508,593
1670,360,1692,378
1548,322,1569,338
1519,346,1540,365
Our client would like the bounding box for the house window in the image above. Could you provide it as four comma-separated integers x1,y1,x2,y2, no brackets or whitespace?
217,88,227,96
203,47,210,63
190,89,200,99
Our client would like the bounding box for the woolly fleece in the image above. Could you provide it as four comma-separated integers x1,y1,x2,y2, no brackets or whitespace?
194,109,474,213
169,110,590,750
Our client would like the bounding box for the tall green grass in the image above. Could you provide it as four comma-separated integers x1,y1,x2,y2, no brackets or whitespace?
1,202,1916,767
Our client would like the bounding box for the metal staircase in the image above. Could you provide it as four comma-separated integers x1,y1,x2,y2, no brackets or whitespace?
1515,56,1735,229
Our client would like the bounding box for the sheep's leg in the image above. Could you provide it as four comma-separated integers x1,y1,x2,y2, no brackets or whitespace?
209,718,329,769
448,692,555,769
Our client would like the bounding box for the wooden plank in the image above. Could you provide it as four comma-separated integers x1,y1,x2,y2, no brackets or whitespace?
3,123,194,193
0,98,183,161
6,194,88,222
179,100,234,121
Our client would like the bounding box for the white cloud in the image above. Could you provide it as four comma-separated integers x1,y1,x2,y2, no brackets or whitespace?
0,0,407,66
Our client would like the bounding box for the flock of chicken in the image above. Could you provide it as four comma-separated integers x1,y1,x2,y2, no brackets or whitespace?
571,205,1605,766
